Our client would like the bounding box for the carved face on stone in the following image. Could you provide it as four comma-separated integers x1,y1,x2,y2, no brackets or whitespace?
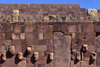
76,52,81,61
34,52,39,61
26,46,32,53
91,52,97,61
82,44,88,52
49,53,54,61
9,46,15,55
18,52,23,60
2,53,6,61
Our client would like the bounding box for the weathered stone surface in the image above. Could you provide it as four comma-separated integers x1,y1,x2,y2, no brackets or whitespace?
97,52,100,67
12,33,20,40
33,45,46,51
18,60,26,67
81,61,96,67
38,33,43,40
24,25,33,33
14,25,22,33
54,32,71,67
71,61,80,67
87,9,99,21
25,33,34,40
11,10,19,22
20,33,25,39
83,24,94,33
3,40,11,46
26,58,34,67
94,25,100,32
68,25,77,33
38,40,46,45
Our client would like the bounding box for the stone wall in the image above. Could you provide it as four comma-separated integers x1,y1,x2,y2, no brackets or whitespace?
0,4,100,67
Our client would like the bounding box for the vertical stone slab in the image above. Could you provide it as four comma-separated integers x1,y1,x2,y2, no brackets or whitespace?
54,32,71,67
95,36,100,67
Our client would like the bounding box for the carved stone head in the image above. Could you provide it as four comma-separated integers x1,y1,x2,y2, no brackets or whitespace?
9,46,15,55
34,52,39,61
2,53,6,61
82,44,88,52
26,46,32,53
76,52,81,61
17,52,23,60
91,52,97,61
49,53,54,61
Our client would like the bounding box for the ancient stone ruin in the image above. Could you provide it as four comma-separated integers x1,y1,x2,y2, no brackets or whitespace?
0,4,100,67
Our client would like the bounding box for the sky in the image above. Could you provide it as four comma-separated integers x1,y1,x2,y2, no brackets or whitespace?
0,0,100,10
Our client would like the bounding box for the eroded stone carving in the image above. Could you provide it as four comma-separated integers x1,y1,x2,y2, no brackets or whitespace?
82,44,88,52
26,46,32,53
11,10,19,22
49,53,54,61
87,9,99,21
17,52,23,60
76,52,81,61
34,52,39,61
91,52,97,61
2,53,6,61
9,46,15,55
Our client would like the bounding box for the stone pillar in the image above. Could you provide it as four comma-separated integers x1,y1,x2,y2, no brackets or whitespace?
54,32,71,67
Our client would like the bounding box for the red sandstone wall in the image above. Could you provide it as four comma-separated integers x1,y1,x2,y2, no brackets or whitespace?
0,4,100,67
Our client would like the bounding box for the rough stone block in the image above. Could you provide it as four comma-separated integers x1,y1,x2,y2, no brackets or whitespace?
81,61,96,67
26,58,34,67
3,40,11,46
25,40,34,45
33,45,46,51
0,40,3,46
78,25,82,32
54,32,71,67
97,52,100,67
53,23,60,32
38,40,46,45
24,25,34,33
83,52,91,61
0,46,6,53
3,55,17,67
94,25,100,32
46,39,53,45
85,33,96,39
15,45,22,53
18,60,26,67
88,46,96,52
12,33,20,40
0,33,5,40
20,33,25,39
46,45,54,52
71,61,80,67
43,25,53,33
38,33,43,40
5,33,12,40
14,25,22,33
43,33,52,40
68,25,77,33
25,33,34,40
60,24,68,33
12,40,22,45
